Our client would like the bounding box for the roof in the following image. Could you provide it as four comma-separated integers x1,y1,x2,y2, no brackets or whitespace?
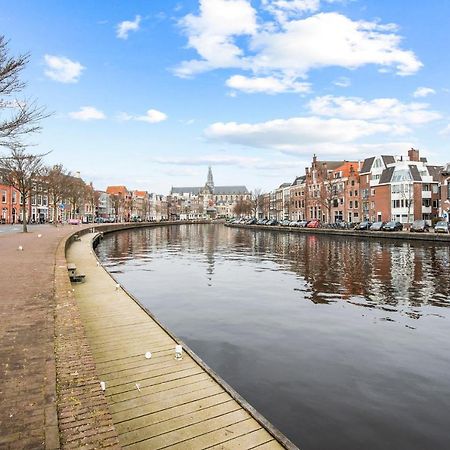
318,160,346,170
382,155,396,166
214,186,248,194
171,187,203,195
171,185,248,195
292,175,306,185
379,166,395,184
409,165,422,182
133,190,148,197
278,182,291,189
360,157,375,174
427,165,443,182
106,185,129,195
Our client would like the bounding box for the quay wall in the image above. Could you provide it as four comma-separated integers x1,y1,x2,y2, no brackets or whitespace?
225,223,450,243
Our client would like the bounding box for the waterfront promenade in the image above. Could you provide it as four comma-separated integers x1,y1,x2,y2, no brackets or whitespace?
0,223,294,449
0,225,74,448
66,232,290,449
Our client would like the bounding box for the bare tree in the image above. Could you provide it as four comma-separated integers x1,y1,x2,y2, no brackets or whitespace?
319,174,342,223
43,164,69,225
0,36,48,149
250,188,263,217
110,194,122,222
233,198,253,217
66,175,86,220
0,147,48,232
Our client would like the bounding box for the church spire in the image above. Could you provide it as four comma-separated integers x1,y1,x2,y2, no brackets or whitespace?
206,166,214,191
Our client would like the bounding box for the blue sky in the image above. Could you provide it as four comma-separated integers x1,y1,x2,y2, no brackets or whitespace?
1,0,450,193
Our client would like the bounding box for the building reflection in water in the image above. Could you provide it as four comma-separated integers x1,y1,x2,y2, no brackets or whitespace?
98,224,450,320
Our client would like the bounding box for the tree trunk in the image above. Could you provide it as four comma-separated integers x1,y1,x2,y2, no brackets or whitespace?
21,201,27,233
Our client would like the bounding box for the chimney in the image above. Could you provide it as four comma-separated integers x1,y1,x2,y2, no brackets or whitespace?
408,148,420,162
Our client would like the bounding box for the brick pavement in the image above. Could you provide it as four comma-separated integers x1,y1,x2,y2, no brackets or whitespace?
0,224,120,449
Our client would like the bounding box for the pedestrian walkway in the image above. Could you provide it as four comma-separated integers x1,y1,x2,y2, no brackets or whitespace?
0,225,74,449
67,232,294,449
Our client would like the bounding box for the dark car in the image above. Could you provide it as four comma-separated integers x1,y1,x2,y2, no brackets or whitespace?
370,221,385,231
410,220,429,232
355,220,372,230
434,221,450,234
383,221,403,232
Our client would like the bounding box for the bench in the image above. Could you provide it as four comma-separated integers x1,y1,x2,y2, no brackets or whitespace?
67,263,77,275
69,273,86,283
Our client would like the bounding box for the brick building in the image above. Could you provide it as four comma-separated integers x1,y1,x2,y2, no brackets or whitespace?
0,182,21,224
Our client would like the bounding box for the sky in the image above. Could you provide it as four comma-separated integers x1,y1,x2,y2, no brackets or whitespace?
1,0,450,193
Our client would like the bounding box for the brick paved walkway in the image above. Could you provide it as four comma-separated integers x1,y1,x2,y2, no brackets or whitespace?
0,225,78,449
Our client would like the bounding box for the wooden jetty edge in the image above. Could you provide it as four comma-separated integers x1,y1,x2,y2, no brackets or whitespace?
63,225,299,450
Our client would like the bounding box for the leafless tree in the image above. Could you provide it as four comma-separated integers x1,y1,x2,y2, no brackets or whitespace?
0,36,48,149
0,147,48,232
233,198,253,217
65,175,86,220
110,194,123,222
319,174,342,223
43,164,69,225
250,188,263,217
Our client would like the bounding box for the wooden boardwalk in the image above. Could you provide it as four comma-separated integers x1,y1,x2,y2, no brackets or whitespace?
67,232,293,450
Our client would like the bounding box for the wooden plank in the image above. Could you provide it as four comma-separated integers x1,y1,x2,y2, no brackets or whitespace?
115,393,232,435
120,400,241,446
124,410,253,449
112,385,224,423
208,428,274,449
109,373,211,408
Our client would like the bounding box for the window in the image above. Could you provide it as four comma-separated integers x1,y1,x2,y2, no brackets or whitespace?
12,191,17,203
355,200,358,208
349,201,353,208
351,180,355,186
1,190,6,203
354,190,358,196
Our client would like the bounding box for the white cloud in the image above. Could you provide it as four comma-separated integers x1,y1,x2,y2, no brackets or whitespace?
116,109,168,123
116,15,141,39
251,13,421,77
413,87,436,98
226,74,311,94
175,6,422,87
333,76,351,87
68,106,106,121
175,0,257,78
262,0,321,23
205,116,406,153
154,154,304,170
44,55,84,83
309,95,441,124
136,109,168,123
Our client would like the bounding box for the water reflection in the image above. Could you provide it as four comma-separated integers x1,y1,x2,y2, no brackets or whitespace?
99,224,450,317
96,225,450,450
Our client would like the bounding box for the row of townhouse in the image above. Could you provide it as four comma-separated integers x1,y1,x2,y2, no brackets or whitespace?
0,170,169,224
259,149,450,224
103,186,168,222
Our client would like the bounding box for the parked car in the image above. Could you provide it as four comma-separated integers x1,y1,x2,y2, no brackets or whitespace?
355,221,372,230
306,219,321,228
68,218,80,225
434,221,450,234
383,221,403,232
410,220,429,232
247,218,257,225
280,220,291,226
267,219,278,226
370,221,385,231
297,220,309,227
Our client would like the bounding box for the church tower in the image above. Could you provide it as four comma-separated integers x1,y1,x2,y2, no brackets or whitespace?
206,166,214,192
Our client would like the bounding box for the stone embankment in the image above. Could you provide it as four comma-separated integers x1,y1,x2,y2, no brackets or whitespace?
226,223,450,243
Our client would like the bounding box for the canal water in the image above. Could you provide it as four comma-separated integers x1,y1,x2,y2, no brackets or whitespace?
96,224,450,450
